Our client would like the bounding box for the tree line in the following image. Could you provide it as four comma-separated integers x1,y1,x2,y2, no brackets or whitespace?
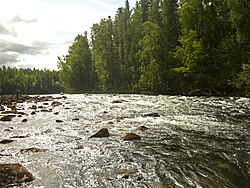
58,0,249,96
1,0,248,96
0,66,62,95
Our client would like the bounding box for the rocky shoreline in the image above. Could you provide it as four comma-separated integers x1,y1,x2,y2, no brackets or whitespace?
0,94,154,187
0,94,66,186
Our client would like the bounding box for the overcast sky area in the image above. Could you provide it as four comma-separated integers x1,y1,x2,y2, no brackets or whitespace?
0,0,136,70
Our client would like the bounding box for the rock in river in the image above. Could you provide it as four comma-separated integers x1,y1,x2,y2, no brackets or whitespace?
0,105,5,111
123,133,141,141
90,128,110,138
136,125,150,132
51,101,62,107
0,163,35,187
0,115,16,122
20,147,48,154
142,112,160,117
22,118,28,122
0,139,15,144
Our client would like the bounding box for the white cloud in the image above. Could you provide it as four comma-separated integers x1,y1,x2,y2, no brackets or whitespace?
0,0,136,70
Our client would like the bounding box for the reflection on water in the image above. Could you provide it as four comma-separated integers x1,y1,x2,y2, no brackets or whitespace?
0,94,250,187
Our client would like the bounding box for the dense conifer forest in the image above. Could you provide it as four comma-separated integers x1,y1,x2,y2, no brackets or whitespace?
58,0,250,96
1,0,249,96
0,67,62,94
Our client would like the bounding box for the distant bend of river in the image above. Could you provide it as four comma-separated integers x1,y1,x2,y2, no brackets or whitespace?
0,94,250,188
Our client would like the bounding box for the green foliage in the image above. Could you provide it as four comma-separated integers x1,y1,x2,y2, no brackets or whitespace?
175,30,206,74
138,21,163,91
56,0,249,96
91,17,119,90
234,64,250,95
58,34,94,93
0,66,62,95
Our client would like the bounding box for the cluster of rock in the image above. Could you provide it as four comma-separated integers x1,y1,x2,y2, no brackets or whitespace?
0,95,66,123
0,94,159,185
89,126,150,141
0,95,67,186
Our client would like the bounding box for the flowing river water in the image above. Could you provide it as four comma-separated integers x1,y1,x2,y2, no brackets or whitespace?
0,94,250,188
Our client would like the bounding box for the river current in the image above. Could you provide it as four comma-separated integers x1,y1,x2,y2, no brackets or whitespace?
0,94,250,188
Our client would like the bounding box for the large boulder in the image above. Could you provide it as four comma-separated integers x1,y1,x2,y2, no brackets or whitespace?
90,128,110,138
123,133,141,141
0,163,35,187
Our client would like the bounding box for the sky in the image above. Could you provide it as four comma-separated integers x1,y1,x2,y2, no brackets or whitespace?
0,0,136,70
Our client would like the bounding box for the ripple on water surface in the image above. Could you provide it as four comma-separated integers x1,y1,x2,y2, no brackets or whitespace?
0,94,249,187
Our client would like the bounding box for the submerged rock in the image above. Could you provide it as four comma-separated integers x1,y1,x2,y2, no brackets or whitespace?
123,133,141,141
0,139,15,144
142,112,160,117
90,128,110,138
0,163,35,187
20,147,48,154
56,120,64,123
31,111,36,115
30,105,37,110
136,126,150,132
121,172,129,179
11,134,30,139
22,118,28,122
0,105,5,111
0,115,16,122
51,101,62,107
112,100,124,104
17,112,26,115
72,118,79,121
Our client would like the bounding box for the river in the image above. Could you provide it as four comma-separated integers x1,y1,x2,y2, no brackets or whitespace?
0,94,250,187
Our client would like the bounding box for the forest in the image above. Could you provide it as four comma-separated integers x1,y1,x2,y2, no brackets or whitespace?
0,66,62,95
58,0,250,96
1,0,249,96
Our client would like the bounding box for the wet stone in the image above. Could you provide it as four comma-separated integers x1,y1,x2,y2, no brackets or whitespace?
11,134,30,139
0,163,35,187
112,100,123,103
0,115,16,122
17,112,26,115
56,120,64,123
123,133,141,141
72,118,79,121
30,105,37,109
31,111,36,115
90,128,110,138
136,125,150,132
20,147,48,154
0,105,5,111
121,172,129,179
41,109,51,112
51,101,62,107
22,119,28,122
0,139,15,144
142,112,160,117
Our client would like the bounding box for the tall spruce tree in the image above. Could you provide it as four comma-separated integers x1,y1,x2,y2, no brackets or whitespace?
91,17,119,90
58,33,93,92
